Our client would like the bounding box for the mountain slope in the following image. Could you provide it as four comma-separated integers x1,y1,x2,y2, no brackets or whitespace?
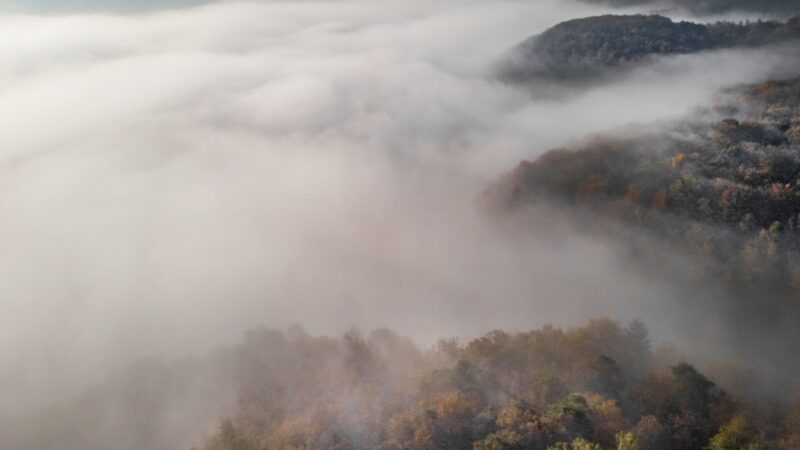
489,76,800,370
500,15,800,81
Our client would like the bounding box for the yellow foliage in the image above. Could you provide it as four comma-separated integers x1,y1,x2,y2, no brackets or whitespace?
670,152,686,167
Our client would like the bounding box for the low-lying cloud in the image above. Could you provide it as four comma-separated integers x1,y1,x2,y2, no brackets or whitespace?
1,0,799,440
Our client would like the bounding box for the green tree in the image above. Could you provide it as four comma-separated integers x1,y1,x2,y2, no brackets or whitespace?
616,432,638,450
709,415,760,450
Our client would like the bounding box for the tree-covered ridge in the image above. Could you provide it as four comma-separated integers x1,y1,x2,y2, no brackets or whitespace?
490,76,800,370
500,15,800,81
501,76,800,226
578,0,800,16
497,75,800,255
196,320,800,450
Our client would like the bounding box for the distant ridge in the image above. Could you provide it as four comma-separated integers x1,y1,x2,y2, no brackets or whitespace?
579,0,800,16
500,15,800,82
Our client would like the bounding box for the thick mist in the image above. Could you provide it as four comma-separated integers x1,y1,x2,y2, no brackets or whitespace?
1,0,799,447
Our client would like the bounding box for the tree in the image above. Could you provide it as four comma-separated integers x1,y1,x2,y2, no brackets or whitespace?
709,415,760,450
615,432,639,450
548,437,602,450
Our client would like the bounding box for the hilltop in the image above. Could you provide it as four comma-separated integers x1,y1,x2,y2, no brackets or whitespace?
578,0,800,16
500,15,800,81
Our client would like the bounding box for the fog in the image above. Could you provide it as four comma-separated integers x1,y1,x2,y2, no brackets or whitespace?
1,0,799,445
0,0,211,13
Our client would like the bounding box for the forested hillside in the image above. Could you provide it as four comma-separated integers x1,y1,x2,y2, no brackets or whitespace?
577,0,800,16
500,15,800,81
193,320,800,450
489,76,800,372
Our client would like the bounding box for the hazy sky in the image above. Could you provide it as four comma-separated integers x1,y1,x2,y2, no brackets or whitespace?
1,0,799,425
0,0,212,13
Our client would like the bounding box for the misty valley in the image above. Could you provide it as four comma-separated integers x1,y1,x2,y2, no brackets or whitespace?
2,1,800,450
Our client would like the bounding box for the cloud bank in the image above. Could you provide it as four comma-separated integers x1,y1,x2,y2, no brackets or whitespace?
1,0,799,441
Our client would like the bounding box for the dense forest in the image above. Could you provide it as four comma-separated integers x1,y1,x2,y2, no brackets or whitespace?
191,320,800,450
500,15,800,81
489,76,800,373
